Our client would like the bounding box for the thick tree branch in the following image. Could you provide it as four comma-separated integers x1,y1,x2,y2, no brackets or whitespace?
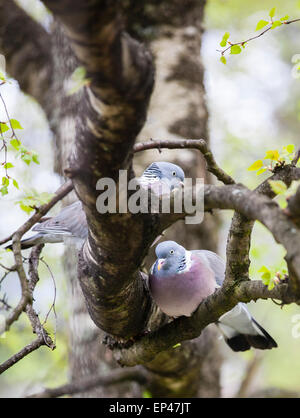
113,280,293,367
225,164,300,288
286,185,300,227
0,0,53,108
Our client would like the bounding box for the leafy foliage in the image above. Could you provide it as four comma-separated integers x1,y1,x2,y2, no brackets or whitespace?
218,6,295,62
15,190,54,214
258,265,287,289
247,144,295,176
0,69,40,196
67,66,91,96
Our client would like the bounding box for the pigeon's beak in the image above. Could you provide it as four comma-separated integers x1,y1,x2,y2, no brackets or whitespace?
157,259,165,271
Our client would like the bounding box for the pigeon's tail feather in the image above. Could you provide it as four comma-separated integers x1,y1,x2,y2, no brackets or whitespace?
5,234,44,250
225,333,251,352
248,318,277,349
217,321,277,352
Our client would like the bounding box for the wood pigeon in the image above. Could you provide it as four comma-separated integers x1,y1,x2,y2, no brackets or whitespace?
5,162,185,250
149,240,277,352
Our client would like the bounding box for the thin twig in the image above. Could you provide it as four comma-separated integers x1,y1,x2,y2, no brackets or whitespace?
39,257,57,345
219,18,300,56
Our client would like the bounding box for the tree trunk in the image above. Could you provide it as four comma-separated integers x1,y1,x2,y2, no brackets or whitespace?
1,0,222,397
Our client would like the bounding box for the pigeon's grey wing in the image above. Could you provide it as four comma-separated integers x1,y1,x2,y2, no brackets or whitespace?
33,201,88,240
192,250,225,287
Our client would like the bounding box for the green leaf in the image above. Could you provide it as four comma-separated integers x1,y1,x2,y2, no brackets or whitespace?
258,266,270,274
259,266,272,287
0,71,5,81
3,162,14,169
12,179,19,189
32,153,40,165
286,144,295,154
269,7,276,18
248,160,263,171
2,176,9,186
256,168,267,176
9,119,23,130
220,32,230,47
143,390,152,398
230,45,242,55
19,203,34,214
173,343,181,348
0,123,9,134
277,195,288,209
21,154,32,165
269,180,287,195
10,138,20,150
256,20,269,31
0,186,8,196
280,15,289,21
220,56,227,65
71,66,87,81
265,149,280,161
271,20,282,29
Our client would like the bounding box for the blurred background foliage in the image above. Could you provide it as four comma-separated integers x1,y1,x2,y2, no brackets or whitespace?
0,0,300,397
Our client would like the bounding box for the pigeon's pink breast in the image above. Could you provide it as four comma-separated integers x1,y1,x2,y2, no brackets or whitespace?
149,254,216,317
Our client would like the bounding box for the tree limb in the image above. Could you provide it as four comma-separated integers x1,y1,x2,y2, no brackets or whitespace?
113,280,293,367
0,245,55,375
28,367,148,398
0,337,45,375
0,0,53,108
224,164,300,288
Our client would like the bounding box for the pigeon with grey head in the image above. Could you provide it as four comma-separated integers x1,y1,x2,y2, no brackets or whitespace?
139,161,184,193
149,240,277,352
5,162,185,250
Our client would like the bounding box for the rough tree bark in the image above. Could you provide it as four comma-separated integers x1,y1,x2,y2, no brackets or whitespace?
0,0,222,397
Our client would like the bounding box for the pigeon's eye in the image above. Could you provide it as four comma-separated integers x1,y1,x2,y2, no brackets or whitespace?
172,171,176,176
170,249,175,255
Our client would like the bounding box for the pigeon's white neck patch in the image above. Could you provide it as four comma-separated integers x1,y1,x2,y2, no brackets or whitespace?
177,250,192,274
139,174,160,185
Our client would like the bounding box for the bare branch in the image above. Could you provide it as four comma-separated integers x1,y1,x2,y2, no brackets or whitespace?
134,139,235,185
28,367,148,398
0,337,45,375
0,245,55,374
